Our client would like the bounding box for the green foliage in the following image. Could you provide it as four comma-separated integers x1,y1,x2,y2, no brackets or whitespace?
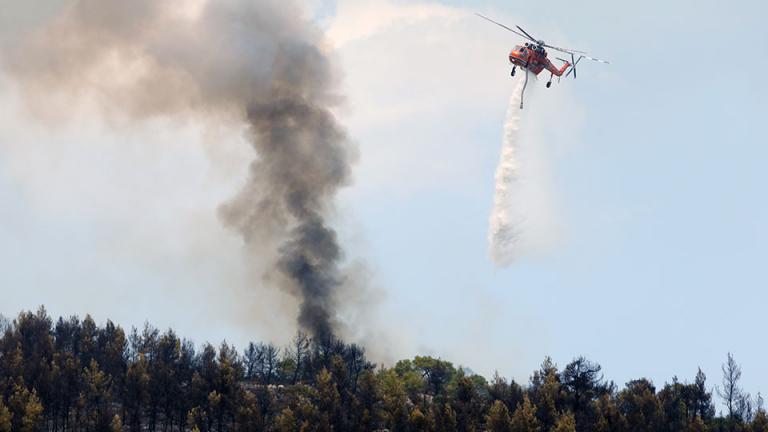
315,368,341,430
235,391,263,432
8,384,43,432
80,359,113,431
593,393,627,432
560,356,609,430
124,352,149,430
689,415,708,432
110,414,123,432
552,411,577,432
489,372,525,414
619,378,663,432
453,373,485,431
659,377,693,431
434,402,459,432
753,408,768,432
408,407,433,432
393,359,428,399
274,407,297,432
407,356,456,397
352,369,380,431
379,368,409,430
187,406,209,432
0,399,11,432
689,368,716,423
511,395,542,432
0,307,756,432
486,400,513,432
531,361,561,430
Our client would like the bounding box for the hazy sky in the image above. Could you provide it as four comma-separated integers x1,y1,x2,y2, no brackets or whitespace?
1,0,767,406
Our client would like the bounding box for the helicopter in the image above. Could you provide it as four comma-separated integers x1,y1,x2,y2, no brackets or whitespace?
476,13,609,108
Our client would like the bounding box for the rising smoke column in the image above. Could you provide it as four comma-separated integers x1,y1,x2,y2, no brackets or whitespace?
488,74,528,267
222,83,353,341
0,0,356,340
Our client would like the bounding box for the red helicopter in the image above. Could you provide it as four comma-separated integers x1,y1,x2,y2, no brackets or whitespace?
476,13,609,108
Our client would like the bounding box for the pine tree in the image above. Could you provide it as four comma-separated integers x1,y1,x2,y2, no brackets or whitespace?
81,359,113,431
511,395,542,432
187,406,208,432
124,353,149,431
692,368,715,422
353,369,380,432
593,394,627,432
687,415,707,432
619,379,662,432
8,385,44,432
0,399,11,432
216,342,244,430
412,356,456,396
434,403,459,432
233,391,263,432
718,353,745,429
552,411,577,432
21,398,43,432
486,400,513,432
454,374,484,431
79,315,98,367
379,369,409,431
207,391,223,432
659,378,689,431
538,369,561,429
274,407,297,432
110,414,123,432
409,407,433,432
753,409,768,432
315,369,340,432
561,357,606,430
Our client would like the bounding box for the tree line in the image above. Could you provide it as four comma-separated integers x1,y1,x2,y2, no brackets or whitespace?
0,307,764,432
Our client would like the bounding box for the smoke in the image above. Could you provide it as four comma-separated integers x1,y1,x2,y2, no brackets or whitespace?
488,74,528,267
0,0,357,340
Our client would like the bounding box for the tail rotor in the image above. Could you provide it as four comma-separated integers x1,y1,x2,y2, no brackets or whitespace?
557,53,581,79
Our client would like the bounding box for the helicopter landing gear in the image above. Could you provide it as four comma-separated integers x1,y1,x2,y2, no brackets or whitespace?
546,73,553,88
511,66,516,77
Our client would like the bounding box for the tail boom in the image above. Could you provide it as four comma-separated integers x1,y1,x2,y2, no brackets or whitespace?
546,60,570,77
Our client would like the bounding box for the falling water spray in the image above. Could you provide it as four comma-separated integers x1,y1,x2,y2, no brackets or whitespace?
488,73,528,267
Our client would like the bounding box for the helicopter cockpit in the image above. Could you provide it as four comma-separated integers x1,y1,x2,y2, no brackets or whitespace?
524,42,545,54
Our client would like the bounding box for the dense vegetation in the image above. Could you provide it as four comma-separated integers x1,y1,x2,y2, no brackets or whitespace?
0,307,764,432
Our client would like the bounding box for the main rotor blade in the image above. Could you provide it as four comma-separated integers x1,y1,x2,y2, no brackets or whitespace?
544,44,609,64
475,13,611,64
542,44,587,55
579,54,610,64
515,25,540,43
474,13,530,40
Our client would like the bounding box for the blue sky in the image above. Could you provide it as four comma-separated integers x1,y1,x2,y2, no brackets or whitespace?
1,0,767,407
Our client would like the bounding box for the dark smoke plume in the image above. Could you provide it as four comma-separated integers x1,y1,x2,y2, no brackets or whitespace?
223,79,354,340
0,0,356,339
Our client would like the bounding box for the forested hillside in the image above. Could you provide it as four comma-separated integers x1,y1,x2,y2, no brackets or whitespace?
0,307,764,431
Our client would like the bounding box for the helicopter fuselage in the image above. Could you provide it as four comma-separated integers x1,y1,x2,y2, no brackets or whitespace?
509,44,570,77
